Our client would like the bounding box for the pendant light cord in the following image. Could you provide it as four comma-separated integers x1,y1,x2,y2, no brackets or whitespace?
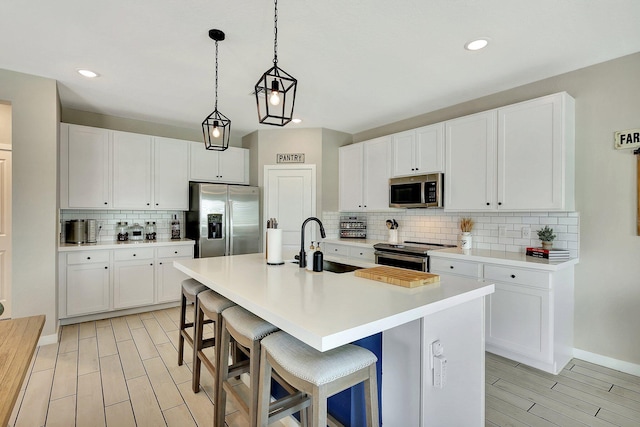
273,0,278,65
214,39,219,110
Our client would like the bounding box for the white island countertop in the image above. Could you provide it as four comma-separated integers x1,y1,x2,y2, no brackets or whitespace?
174,253,494,352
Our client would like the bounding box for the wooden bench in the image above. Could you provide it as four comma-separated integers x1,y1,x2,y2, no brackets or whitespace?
0,315,46,426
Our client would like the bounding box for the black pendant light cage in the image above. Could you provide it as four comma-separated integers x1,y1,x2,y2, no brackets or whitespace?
202,29,230,151
254,0,298,126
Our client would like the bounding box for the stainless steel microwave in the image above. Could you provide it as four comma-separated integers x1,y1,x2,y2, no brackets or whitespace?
389,173,444,208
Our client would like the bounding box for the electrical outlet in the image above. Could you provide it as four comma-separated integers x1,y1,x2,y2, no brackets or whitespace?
522,226,531,239
498,226,507,237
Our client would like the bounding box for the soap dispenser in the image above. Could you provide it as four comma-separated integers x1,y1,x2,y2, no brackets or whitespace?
313,242,323,272
306,242,315,271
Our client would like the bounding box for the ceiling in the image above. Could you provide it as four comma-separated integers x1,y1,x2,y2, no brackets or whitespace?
2,0,640,141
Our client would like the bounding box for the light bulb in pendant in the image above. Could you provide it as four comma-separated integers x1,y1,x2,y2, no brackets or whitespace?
211,121,221,138
269,80,281,106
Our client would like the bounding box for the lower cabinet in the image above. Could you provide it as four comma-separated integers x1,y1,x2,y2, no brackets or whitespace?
60,244,194,319
429,254,574,374
323,242,375,263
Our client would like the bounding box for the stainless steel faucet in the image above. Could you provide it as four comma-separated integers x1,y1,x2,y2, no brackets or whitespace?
299,217,326,268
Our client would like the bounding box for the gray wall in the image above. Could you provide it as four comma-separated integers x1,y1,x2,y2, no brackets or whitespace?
0,69,59,337
353,52,640,366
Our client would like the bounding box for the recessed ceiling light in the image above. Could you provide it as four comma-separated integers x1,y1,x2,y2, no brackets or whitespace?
292,118,302,124
77,69,100,78
464,38,489,51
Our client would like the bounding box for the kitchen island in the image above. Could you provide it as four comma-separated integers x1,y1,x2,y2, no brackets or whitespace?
175,253,494,426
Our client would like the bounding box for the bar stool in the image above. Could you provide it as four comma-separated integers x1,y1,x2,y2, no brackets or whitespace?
178,278,210,366
192,289,236,393
215,305,283,427
257,331,380,427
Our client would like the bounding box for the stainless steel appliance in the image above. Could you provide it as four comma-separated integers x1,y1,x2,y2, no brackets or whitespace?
389,173,444,208
374,241,455,271
186,182,260,258
65,219,86,244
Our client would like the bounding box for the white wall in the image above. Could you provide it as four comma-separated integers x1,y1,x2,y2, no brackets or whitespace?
352,52,640,367
0,69,59,338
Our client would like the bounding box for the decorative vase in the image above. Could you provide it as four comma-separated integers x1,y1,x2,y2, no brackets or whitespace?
461,232,472,250
541,241,553,250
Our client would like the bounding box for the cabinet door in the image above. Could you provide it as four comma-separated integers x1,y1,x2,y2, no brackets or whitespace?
497,93,568,210
362,136,392,210
339,143,364,211
485,282,551,362
67,125,111,208
415,123,444,173
189,141,221,182
66,263,110,316
445,111,496,211
156,257,190,303
113,131,152,209
218,147,249,184
113,261,155,309
154,137,189,210
391,130,416,177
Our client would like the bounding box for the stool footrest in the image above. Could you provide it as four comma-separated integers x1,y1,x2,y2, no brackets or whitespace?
268,392,310,424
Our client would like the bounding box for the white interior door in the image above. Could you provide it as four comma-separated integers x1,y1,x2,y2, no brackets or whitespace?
264,165,316,258
0,149,11,318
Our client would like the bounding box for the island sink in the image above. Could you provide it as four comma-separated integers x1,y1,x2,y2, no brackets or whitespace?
291,259,362,274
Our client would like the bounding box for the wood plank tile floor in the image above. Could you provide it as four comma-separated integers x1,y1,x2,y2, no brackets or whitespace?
8,307,640,426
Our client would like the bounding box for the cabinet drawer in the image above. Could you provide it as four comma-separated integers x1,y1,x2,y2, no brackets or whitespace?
157,245,194,259
67,251,110,265
324,244,349,257
113,247,155,261
484,264,550,289
429,257,481,278
348,247,375,262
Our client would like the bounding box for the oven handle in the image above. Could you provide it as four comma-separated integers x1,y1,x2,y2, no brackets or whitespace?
374,251,427,265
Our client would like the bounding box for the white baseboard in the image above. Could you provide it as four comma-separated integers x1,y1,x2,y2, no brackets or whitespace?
38,332,59,347
573,348,640,377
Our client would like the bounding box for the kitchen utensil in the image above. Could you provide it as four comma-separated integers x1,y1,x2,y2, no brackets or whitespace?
386,220,393,229
355,266,440,288
392,219,398,229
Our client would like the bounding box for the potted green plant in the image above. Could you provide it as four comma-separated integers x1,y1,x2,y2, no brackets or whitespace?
537,225,556,250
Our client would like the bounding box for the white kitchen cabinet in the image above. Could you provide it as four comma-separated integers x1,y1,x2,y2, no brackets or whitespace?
64,251,111,316
113,131,153,209
153,137,189,210
323,241,375,263
189,142,249,184
155,245,193,303
113,248,155,309
391,123,444,177
444,110,497,211
339,136,391,211
62,124,112,209
444,92,575,211
429,252,574,374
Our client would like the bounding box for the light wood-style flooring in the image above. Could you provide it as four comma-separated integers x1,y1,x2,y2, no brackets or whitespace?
8,306,640,426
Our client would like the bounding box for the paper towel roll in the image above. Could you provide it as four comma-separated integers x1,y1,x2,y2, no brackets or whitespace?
266,229,284,265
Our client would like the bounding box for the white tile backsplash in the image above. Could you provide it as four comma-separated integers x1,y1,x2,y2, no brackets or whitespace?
61,210,185,242
323,210,580,257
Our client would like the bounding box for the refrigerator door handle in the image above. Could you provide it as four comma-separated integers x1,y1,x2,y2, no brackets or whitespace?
228,199,233,255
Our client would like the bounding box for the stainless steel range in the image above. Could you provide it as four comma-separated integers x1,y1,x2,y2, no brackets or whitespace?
373,241,456,272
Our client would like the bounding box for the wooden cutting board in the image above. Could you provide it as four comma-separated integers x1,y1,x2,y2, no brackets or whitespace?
355,266,440,288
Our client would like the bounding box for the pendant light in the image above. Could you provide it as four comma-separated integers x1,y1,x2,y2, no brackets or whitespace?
255,0,298,126
202,29,230,151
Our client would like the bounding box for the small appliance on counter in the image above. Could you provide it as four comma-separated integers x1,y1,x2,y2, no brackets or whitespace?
339,216,367,239
65,219,86,244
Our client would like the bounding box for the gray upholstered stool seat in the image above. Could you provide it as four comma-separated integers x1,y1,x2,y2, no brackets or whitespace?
192,289,236,393
258,331,380,427
215,306,280,427
178,279,210,367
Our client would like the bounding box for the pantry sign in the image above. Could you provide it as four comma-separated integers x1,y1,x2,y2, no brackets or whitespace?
614,128,640,150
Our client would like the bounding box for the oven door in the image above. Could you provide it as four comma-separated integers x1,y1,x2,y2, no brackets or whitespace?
375,251,427,272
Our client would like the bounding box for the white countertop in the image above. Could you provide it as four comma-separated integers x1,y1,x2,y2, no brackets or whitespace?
174,253,494,351
59,238,195,252
427,247,578,271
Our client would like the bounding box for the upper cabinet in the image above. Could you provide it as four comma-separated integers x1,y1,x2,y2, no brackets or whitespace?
62,125,112,208
61,124,189,210
189,142,249,184
391,123,444,177
445,92,575,211
339,136,392,211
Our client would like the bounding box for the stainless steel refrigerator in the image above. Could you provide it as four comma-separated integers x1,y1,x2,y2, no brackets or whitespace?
186,182,260,258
